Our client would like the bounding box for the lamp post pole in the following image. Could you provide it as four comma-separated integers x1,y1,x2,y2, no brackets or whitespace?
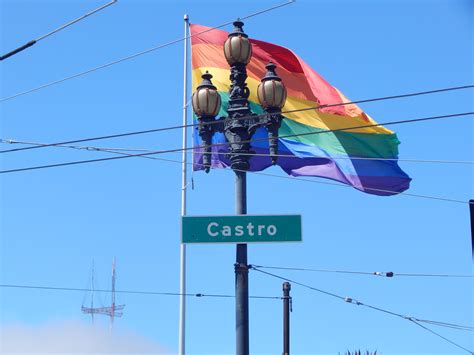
282,282,291,355
469,199,473,258
224,21,254,355
191,20,287,355
235,172,249,355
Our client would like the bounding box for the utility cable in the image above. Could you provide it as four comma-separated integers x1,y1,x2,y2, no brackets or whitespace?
111,149,474,165
1,86,474,153
4,139,474,166
0,0,294,101
1,134,471,204
413,319,474,332
0,0,118,61
251,166,472,204
1,113,473,205
251,268,474,354
0,283,280,300
252,268,474,331
251,265,474,278
2,140,470,205
56,147,474,204
286,85,474,115
0,125,187,153
0,108,471,162
409,320,474,354
274,112,474,147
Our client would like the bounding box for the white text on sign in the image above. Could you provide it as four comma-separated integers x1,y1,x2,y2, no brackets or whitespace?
207,222,277,237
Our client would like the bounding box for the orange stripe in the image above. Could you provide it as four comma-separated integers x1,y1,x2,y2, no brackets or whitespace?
192,67,393,135
192,43,319,104
190,24,379,120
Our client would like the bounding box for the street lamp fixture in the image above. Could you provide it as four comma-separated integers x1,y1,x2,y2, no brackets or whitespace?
191,71,221,172
257,62,287,110
257,62,287,164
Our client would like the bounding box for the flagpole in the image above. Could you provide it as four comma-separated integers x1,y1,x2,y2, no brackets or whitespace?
178,13,189,355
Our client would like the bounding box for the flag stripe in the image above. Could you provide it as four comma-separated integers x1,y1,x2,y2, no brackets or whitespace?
193,68,393,135
191,24,365,118
207,92,400,158
192,43,319,103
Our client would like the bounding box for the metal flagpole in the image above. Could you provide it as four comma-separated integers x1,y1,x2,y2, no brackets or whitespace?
178,14,190,355
469,200,473,258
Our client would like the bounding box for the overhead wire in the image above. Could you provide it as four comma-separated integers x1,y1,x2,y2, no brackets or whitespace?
409,320,474,354
1,88,473,203
1,85,474,153
273,112,474,146
1,113,473,205
0,0,118,61
0,109,472,166
283,85,474,115
250,265,474,278
4,139,474,166
251,268,474,331
247,165,472,205
0,2,470,104
1,139,470,205
0,142,470,205
251,267,474,354
413,319,474,332
0,0,295,102
0,125,187,153
0,283,280,300
35,1,118,42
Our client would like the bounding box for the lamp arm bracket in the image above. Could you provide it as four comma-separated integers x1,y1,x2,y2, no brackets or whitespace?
214,116,227,133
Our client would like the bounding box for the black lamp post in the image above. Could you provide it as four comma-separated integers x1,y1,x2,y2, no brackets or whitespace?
192,20,287,355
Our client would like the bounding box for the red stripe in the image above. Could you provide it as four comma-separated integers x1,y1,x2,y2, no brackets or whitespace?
190,24,349,117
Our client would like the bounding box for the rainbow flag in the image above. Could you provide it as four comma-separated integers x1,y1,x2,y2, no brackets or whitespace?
190,24,411,196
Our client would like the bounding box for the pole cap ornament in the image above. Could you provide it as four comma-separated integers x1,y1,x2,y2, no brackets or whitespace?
224,20,252,65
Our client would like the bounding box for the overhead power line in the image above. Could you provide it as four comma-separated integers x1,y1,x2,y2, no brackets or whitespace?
249,168,473,205
0,86,474,153
251,265,474,278
0,124,188,154
44,147,474,204
0,283,280,300
251,268,474,354
274,112,474,146
1,110,473,178
0,0,294,102
0,0,118,61
286,85,474,115
4,139,474,166
409,320,474,354
1,138,471,206
2,85,474,154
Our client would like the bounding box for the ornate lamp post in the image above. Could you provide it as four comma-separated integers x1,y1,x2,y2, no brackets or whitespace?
192,20,287,355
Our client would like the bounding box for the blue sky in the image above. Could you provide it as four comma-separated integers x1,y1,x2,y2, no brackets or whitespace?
1,0,473,354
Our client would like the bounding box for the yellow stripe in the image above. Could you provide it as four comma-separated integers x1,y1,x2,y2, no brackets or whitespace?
193,67,393,135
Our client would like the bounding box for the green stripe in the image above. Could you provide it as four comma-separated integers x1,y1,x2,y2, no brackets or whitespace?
280,119,401,158
213,92,264,116
206,92,400,159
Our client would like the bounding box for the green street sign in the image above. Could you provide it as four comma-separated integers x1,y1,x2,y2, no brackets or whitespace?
182,215,302,244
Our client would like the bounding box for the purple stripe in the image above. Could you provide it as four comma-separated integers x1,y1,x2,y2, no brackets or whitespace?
193,142,411,196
